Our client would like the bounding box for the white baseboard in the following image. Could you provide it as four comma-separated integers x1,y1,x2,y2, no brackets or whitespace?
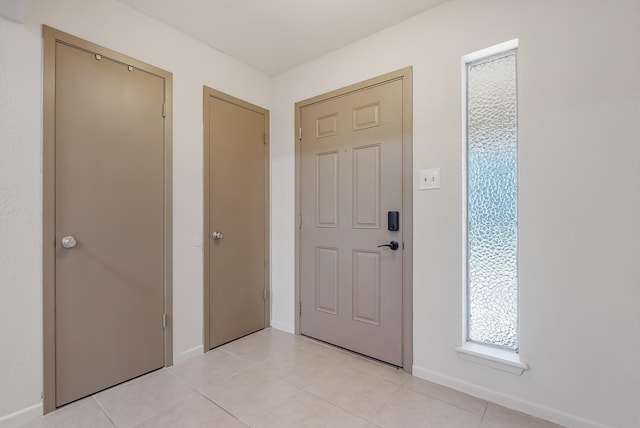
412,366,609,428
270,320,294,334
173,345,203,364
0,402,42,428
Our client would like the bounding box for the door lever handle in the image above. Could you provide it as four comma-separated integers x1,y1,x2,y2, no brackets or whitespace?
377,241,399,251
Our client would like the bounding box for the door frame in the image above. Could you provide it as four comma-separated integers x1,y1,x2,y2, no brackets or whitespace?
294,67,413,371
42,26,174,413
202,87,271,352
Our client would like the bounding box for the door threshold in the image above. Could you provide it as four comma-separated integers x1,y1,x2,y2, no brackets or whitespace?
300,334,402,369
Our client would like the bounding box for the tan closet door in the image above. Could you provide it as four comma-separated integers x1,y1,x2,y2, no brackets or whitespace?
54,42,166,406
205,90,269,349
300,79,404,365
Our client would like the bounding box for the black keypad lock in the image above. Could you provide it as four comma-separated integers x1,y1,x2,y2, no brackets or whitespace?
388,211,399,231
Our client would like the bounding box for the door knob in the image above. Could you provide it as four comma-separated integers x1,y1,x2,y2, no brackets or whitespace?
212,231,224,240
61,236,77,249
377,241,399,251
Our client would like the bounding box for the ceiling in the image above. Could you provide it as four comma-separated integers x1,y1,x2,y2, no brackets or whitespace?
0,0,31,22
118,0,449,76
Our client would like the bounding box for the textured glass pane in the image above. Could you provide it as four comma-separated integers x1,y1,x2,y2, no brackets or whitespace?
467,53,518,350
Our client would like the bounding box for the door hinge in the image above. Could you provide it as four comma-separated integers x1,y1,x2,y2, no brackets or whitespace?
263,288,268,301
298,213,302,229
162,103,166,118
264,133,267,145
162,313,167,329
298,127,302,141
299,301,302,317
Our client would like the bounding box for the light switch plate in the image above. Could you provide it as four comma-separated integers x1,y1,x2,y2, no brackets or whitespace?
419,168,441,190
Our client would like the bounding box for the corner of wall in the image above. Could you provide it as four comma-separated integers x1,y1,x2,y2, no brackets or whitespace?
412,365,610,428
270,320,295,334
0,403,42,428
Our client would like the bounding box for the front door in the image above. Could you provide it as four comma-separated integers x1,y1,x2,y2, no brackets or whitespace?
299,78,404,365
50,34,170,406
204,89,269,349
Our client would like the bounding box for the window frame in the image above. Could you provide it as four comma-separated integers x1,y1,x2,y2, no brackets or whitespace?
461,39,522,361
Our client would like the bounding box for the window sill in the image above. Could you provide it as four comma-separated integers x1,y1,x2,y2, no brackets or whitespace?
455,343,528,375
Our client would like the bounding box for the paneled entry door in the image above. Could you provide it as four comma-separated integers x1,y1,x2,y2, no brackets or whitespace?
298,76,406,366
204,88,270,350
43,27,172,410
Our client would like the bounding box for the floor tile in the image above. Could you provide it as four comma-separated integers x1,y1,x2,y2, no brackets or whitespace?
25,329,565,428
253,392,369,428
199,365,301,426
344,355,411,385
20,398,115,428
480,403,564,428
220,328,302,363
132,395,247,428
170,348,255,392
304,363,401,421
258,345,348,389
297,336,353,361
404,376,487,415
94,369,199,428
374,387,482,428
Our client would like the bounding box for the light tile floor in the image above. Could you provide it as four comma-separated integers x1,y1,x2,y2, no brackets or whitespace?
22,328,564,428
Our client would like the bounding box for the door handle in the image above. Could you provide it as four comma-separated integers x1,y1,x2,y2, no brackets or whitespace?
377,241,399,251
61,236,77,249
212,231,224,240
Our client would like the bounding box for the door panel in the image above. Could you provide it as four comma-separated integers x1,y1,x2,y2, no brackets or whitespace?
353,144,381,228
54,42,166,406
352,250,381,325
315,247,339,315
316,152,339,227
300,79,403,365
206,93,268,349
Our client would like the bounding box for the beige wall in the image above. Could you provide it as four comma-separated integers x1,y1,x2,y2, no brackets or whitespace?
270,1,640,427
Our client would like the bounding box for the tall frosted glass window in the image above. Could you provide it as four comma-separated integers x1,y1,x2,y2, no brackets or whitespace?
466,50,518,350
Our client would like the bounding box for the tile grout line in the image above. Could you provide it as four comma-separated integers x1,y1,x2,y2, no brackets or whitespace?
130,370,248,428
91,396,119,428
371,381,404,423
167,352,260,427
275,385,372,426
196,391,250,428
377,383,404,424
217,346,271,368
36,329,553,428
340,353,412,386
295,375,404,424
120,370,202,428
261,342,408,424
401,382,488,417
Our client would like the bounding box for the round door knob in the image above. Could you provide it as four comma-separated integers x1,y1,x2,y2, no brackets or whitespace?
212,231,223,240
61,236,77,249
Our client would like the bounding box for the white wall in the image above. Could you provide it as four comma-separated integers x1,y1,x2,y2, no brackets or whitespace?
2,0,639,426
270,1,640,427
0,13,43,426
0,0,271,423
